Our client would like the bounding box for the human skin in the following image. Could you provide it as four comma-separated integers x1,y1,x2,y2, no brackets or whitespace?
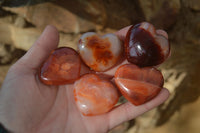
0,25,169,133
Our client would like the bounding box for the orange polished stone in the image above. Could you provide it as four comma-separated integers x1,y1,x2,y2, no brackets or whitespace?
39,47,81,85
115,64,163,105
74,74,119,116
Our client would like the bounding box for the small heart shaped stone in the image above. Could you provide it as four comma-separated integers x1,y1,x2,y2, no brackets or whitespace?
78,32,123,72
114,64,163,105
74,74,119,116
39,47,81,85
125,22,170,67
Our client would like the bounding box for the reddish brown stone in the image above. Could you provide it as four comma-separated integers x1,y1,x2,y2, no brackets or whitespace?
39,47,81,85
125,22,170,67
115,64,163,105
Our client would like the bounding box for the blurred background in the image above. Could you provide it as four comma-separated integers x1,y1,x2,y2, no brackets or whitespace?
0,0,200,133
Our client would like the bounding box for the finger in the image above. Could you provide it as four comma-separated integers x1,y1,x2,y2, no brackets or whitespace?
156,29,171,59
16,25,59,70
156,29,168,39
107,88,169,130
115,26,169,41
115,25,132,41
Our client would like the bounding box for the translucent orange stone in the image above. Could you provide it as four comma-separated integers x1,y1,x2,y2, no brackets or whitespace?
39,47,81,85
74,74,119,116
115,64,163,105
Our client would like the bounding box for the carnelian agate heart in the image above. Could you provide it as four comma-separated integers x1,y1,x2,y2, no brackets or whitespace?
125,22,170,67
74,74,119,116
39,47,81,85
78,32,123,72
114,64,163,105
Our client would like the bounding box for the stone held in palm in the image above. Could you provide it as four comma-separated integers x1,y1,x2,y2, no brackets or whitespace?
78,32,123,72
74,74,119,116
114,64,163,105
39,47,81,85
125,22,170,67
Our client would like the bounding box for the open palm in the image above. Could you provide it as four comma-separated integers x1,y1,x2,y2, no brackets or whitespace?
0,26,169,133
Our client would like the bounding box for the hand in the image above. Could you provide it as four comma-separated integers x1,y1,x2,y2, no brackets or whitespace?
0,26,169,133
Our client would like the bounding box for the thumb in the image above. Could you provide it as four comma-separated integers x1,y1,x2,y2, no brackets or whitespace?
107,88,170,130
15,25,59,71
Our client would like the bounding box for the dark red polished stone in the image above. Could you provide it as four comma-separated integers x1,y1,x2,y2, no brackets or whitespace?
39,47,81,85
115,64,163,105
124,22,170,67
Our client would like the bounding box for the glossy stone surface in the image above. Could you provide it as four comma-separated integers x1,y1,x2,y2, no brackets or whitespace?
39,47,81,85
78,32,123,72
74,74,119,116
115,64,163,105
125,22,170,67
